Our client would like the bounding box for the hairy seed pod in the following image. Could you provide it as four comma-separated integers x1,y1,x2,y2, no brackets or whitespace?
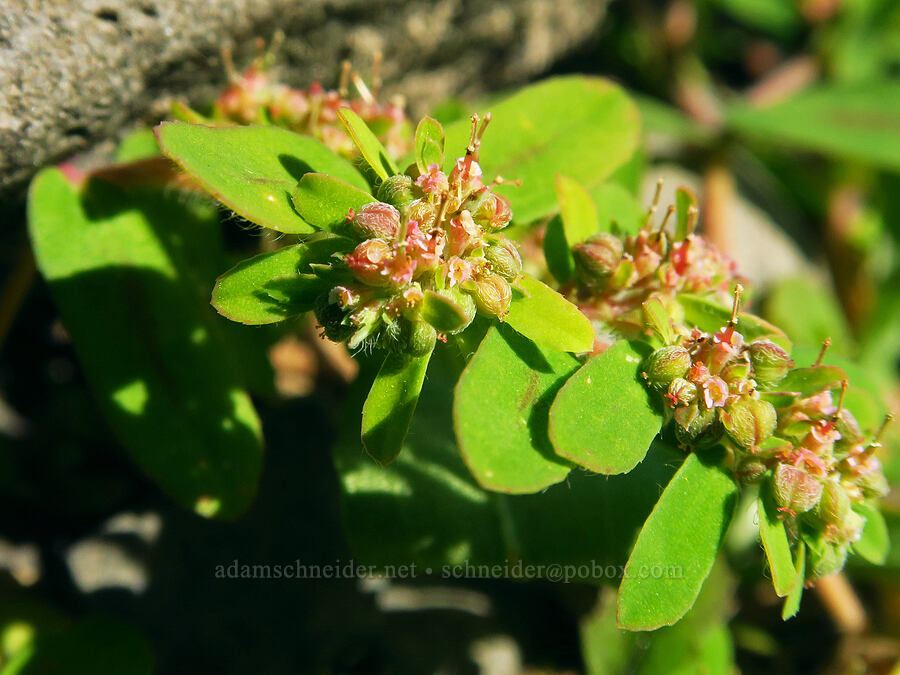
857,468,890,499
748,340,794,388
470,273,512,318
816,480,851,527
405,198,438,229
376,174,416,211
345,239,394,287
723,398,777,450
773,464,823,515
807,542,848,580
404,319,437,357
484,239,523,281
352,202,401,240
644,346,692,389
734,457,768,483
467,190,513,231
573,233,624,283
835,410,864,447
667,377,698,407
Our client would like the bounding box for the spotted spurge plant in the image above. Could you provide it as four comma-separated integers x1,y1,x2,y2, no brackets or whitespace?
26,58,889,643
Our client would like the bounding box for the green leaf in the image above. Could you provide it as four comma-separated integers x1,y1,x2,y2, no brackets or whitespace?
591,182,645,235
338,108,399,181
362,347,434,465
421,290,468,333
453,324,577,493
678,293,792,350
505,276,594,353
292,173,374,232
617,450,738,630
262,273,329,313
543,215,575,284
758,475,797,597
414,116,444,173
155,121,368,233
115,128,161,162
726,82,900,172
28,169,263,518
674,187,697,241
763,276,853,356
549,340,662,475
557,174,600,244
776,366,847,396
212,235,352,325
853,502,890,564
443,76,641,225
782,544,806,620
335,348,682,572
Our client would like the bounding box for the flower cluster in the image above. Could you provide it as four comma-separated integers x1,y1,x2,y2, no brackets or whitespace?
571,189,741,345
214,51,410,157
642,288,890,584
314,114,520,356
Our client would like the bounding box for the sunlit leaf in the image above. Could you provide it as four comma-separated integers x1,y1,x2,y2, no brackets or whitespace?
853,502,890,564
505,276,594,353
338,108,399,180
414,116,444,173
758,474,797,597
292,173,374,232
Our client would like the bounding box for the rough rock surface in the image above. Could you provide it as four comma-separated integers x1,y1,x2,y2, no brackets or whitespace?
0,0,608,199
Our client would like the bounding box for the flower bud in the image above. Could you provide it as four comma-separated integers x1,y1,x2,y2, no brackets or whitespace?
815,480,851,527
723,398,777,451
352,202,401,240
377,174,416,210
643,346,691,389
573,234,623,283
484,239,522,281
345,239,394,287
674,406,723,449
414,164,449,197
773,464,823,515
748,340,794,388
467,190,513,231
328,285,360,310
666,378,697,407
469,273,512,318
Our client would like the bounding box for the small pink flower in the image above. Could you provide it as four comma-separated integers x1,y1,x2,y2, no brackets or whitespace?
450,156,484,200
446,210,481,257
404,221,444,272
415,164,449,195
701,376,729,408
446,256,473,287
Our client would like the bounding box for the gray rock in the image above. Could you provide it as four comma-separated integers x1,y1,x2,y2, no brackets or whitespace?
0,0,608,199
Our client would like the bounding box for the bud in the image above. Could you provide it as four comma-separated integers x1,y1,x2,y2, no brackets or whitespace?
406,198,437,229
815,480,851,527
666,377,697,407
467,190,513,231
573,234,623,283
674,406,723,449
328,285,360,310
748,340,794,388
377,174,416,210
484,239,522,281
723,398,777,451
807,541,848,580
773,464,823,515
352,202,400,240
643,346,691,389
469,273,512,318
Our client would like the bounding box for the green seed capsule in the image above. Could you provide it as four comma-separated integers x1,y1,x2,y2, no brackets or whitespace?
748,340,794,388
573,233,624,283
723,398,777,451
644,346,692,389
807,542,848,580
484,240,523,281
816,480,851,526
470,273,512,318
376,174,416,210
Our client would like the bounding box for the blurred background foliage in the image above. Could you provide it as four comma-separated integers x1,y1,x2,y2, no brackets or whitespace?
1,0,900,673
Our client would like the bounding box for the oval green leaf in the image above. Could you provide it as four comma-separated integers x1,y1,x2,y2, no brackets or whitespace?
549,340,662,475
678,293,792,350
591,182,645,235
505,275,594,353
853,502,890,565
782,543,806,620
28,169,263,519
557,174,599,244
543,214,575,284
362,347,434,466
443,76,641,225
292,173,374,232
617,450,738,630
155,122,368,233
212,235,352,325
453,324,577,493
